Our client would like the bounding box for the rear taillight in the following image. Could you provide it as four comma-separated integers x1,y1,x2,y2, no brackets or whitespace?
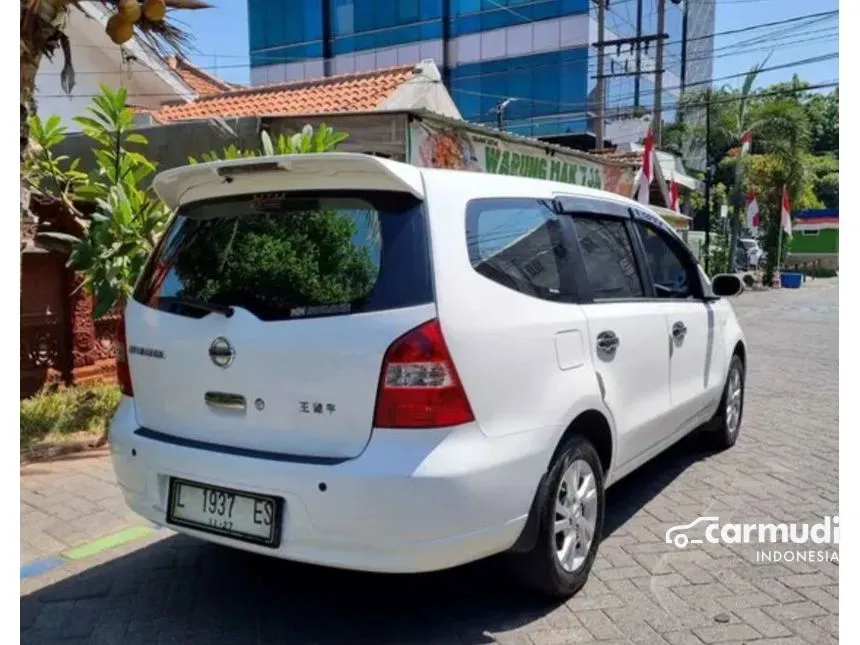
116,312,133,397
373,319,474,429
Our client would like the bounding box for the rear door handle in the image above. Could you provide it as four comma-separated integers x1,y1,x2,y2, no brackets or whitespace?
672,321,687,341
205,391,246,412
596,331,619,355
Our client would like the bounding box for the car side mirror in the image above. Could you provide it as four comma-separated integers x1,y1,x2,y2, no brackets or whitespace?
711,273,744,297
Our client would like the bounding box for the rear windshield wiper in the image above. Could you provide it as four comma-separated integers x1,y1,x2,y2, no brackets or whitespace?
157,297,235,318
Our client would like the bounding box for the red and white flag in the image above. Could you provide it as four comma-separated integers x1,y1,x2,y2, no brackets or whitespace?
636,128,654,205
746,189,760,229
780,185,792,237
740,131,752,155
669,176,680,212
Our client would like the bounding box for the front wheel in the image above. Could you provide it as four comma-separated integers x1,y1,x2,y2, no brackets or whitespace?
511,435,605,598
704,354,745,450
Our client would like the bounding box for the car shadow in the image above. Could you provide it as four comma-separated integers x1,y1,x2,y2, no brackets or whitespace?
603,430,719,536
21,433,718,644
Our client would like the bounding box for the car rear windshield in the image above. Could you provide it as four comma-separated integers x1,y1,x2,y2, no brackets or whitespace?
133,190,432,321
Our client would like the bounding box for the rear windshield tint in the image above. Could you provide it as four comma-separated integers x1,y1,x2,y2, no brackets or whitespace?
134,190,432,321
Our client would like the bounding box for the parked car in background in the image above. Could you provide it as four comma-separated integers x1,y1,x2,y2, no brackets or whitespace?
739,238,764,268
109,153,747,599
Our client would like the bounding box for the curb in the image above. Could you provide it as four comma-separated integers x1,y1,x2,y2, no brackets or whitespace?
20,437,108,466
20,522,165,580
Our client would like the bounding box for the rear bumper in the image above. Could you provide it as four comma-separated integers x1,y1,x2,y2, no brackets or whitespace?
109,397,553,573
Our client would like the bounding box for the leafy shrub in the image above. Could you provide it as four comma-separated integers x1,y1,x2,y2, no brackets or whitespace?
805,266,838,278
20,384,120,449
188,124,348,163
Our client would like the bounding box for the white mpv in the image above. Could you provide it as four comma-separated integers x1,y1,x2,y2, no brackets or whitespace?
110,153,747,597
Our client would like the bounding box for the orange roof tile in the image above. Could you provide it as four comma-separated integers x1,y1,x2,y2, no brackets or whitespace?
153,64,416,123
167,55,240,97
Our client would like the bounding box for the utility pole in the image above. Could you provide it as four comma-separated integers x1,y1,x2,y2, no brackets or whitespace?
703,89,712,274
592,29,668,126
594,0,606,149
653,0,666,147
633,0,643,109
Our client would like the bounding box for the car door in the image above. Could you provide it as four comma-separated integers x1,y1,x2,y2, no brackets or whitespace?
564,205,674,470
630,215,724,435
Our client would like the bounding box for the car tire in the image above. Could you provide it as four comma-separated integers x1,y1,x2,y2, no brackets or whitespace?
703,354,745,450
510,435,605,598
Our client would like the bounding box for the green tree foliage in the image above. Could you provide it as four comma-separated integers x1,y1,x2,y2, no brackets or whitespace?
806,153,839,209
25,87,170,317
68,85,171,317
669,65,837,276
23,114,88,213
805,88,838,156
29,86,352,318
742,154,829,283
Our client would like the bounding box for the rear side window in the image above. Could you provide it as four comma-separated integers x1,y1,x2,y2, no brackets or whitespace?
572,217,644,300
465,198,574,302
134,190,432,321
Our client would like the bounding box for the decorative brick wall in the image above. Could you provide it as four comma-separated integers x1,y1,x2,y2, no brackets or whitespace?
20,196,118,398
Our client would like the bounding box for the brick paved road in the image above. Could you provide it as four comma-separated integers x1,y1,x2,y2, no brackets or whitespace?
20,279,839,645
21,447,142,565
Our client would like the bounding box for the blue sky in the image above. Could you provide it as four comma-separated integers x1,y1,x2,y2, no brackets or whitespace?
710,0,838,89
180,0,838,90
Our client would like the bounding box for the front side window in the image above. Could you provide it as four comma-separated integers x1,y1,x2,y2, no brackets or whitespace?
633,220,697,299
572,217,644,300
465,198,573,302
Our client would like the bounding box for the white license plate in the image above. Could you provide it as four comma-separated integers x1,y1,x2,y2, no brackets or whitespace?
167,479,281,547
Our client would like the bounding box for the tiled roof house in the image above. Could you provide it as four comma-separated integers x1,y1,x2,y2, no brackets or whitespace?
166,55,243,96
147,59,461,124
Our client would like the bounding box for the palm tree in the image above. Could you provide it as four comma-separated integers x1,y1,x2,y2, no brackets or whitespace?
20,0,211,163
671,58,811,272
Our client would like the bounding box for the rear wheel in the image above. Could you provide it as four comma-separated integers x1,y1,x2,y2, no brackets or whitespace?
512,435,605,597
703,354,745,450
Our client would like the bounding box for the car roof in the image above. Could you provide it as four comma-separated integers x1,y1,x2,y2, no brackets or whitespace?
416,165,683,242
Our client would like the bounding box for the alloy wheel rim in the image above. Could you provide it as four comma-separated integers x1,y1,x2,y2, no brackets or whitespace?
726,366,743,435
554,458,598,573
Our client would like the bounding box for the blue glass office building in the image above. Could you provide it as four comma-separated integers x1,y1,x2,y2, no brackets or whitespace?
248,0,714,140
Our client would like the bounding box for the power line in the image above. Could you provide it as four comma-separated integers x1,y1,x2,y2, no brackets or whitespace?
493,80,838,129
462,67,839,127
671,8,837,47
60,7,837,68
35,54,838,127
39,24,838,81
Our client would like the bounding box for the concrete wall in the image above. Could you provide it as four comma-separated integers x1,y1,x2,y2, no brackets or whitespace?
53,117,265,183
54,113,410,185
263,113,408,159
785,254,839,271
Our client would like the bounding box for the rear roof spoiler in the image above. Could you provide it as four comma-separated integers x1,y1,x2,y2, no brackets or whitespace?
153,153,426,208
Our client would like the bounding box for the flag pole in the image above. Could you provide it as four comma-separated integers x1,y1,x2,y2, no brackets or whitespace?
776,226,783,281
